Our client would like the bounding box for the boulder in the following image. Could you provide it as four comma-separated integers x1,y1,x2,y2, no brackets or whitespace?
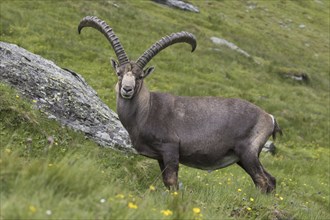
210,37,251,58
262,140,277,155
0,41,134,153
153,0,199,13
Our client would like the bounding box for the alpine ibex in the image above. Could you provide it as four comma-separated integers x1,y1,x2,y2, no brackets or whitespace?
78,16,282,193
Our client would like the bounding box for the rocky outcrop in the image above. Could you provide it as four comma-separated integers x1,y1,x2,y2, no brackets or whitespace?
210,37,251,58
0,41,134,153
153,0,199,13
262,141,277,155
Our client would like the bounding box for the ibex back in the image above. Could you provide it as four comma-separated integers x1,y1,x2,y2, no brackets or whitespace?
78,16,282,193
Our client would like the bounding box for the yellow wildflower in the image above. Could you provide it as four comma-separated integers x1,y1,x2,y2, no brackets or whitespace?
250,197,254,202
171,191,178,196
115,194,125,199
128,202,138,209
149,185,156,191
29,205,37,213
193,207,201,214
237,188,242,192
246,207,252,211
161,209,173,216
279,196,284,201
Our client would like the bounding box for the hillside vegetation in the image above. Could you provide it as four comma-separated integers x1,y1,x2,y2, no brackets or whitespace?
1,0,329,219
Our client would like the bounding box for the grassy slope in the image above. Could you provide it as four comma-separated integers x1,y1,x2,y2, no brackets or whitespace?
1,0,329,219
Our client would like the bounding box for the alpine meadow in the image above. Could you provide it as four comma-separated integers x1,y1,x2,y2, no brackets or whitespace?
0,0,329,219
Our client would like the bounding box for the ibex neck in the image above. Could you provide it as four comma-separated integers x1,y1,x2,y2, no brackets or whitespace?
116,83,150,133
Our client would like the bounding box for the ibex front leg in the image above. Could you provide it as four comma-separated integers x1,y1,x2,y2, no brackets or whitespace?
158,143,180,190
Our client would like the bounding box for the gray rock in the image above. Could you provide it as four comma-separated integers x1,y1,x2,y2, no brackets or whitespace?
279,70,310,83
210,37,251,58
285,73,309,82
0,41,135,153
262,140,276,155
314,0,323,4
153,0,199,13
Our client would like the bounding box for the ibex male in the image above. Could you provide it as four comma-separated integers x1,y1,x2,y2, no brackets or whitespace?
78,16,282,193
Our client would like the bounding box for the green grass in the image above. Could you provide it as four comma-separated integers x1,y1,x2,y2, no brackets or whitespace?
1,0,329,219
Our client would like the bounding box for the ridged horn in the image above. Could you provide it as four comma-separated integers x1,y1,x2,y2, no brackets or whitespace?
78,16,129,66
136,31,197,70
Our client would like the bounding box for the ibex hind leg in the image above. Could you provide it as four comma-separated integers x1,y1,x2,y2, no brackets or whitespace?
237,148,276,193
237,160,275,193
262,167,276,192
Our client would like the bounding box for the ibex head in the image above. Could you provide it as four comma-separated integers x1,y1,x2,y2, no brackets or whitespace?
78,16,196,99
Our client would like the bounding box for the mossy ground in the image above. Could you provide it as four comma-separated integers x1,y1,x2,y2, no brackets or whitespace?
1,0,329,219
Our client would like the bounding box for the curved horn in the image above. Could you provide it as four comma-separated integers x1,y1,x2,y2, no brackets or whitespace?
78,16,129,66
136,31,197,70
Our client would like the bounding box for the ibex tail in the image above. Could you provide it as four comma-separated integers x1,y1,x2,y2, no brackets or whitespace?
272,117,283,140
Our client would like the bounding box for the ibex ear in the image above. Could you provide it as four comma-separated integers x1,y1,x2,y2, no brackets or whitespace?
140,66,155,79
110,58,119,75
